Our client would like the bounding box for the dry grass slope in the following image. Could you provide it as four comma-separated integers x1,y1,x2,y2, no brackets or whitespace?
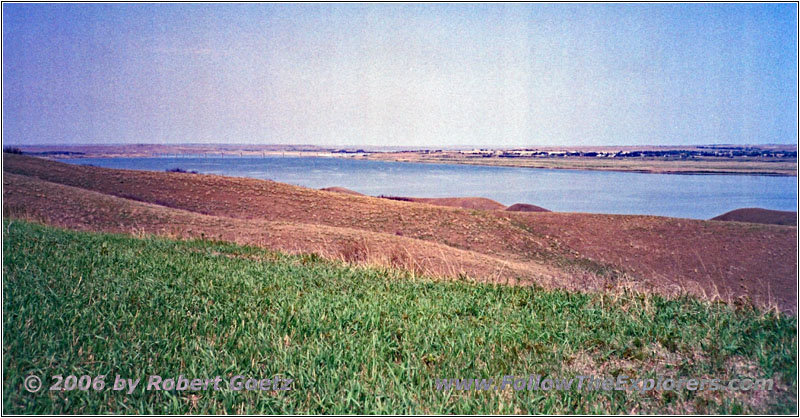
712,208,797,226
3,153,797,313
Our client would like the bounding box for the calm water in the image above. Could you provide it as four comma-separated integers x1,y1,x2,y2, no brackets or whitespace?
60,156,797,220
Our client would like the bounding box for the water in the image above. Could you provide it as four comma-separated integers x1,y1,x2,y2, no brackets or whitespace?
60,156,797,220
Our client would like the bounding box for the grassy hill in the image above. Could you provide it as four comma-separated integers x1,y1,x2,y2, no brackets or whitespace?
3,220,795,414
4,154,797,313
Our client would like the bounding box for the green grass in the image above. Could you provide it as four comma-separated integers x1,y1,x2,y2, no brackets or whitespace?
3,219,796,414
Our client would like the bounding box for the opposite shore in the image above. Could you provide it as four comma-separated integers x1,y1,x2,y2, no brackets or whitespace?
6,143,797,176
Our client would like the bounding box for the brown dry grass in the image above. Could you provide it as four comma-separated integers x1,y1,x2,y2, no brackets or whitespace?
379,195,507,210
320,186,365,196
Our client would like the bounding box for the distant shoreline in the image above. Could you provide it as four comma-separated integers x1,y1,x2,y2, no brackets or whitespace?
351,153,797,177
9,143,797,177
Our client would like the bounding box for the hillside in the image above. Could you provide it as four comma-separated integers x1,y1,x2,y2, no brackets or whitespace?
379,196,508,210
320,186,366,196
3,153,797,313
712,208,797,226
3,221,796,414
506,203,551,212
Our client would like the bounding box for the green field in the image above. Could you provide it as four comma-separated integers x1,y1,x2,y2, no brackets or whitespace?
3,220,796,414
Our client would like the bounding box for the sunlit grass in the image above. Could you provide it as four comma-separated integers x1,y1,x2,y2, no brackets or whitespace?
3,220,795,414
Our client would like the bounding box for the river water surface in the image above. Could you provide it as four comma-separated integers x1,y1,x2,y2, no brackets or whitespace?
60,156,797,220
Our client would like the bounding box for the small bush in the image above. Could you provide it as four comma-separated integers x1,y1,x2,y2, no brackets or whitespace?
3,146,23,154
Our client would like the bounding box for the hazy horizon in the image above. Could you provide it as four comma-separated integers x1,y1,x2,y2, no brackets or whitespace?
3,3,798,147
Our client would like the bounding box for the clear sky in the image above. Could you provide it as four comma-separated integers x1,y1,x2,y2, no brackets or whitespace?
2,3,797,147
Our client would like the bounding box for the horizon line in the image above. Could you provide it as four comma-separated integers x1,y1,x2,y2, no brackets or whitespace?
6,142,798,149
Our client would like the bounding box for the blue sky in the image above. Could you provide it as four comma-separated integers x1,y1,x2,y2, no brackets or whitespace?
2,3,797,147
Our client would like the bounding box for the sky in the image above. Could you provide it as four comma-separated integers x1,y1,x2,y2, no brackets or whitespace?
2,3,797,147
